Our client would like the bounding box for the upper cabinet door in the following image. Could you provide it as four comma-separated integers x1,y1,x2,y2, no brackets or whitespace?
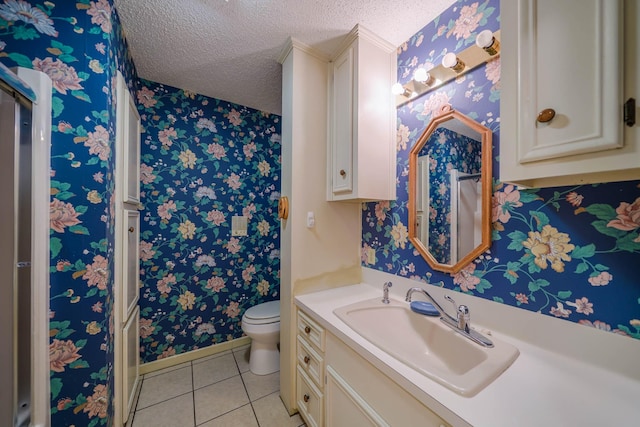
116,71,141,205
500,0,640,187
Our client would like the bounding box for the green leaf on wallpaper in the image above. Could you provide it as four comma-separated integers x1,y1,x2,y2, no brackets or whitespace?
591,220,626,238
7,52,33,68
86,287,98,298
517,191,540,204
530,211,550,230
528,279,549,292
616,233,640,252
50,237,62,258
86,156,99,165
88,26,101,35
75,339,87,349
88,417,99,427
58,54,78,63
50,40,73,53
74,205,88,214
52,96,64,118
68,224,90,235
574,262,589,274
50,378,63,400
475,278,492,294
507,230,527,250
71,90,91,103
585,203,616,220
571,244,596,259
557,290,572,300
493,297,504,304
527,261,541,274
13,25,39,40
77,71,90,81
593,264,609,271
75,124,88,136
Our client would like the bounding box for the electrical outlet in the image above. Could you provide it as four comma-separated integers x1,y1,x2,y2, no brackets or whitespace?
367,247,376,264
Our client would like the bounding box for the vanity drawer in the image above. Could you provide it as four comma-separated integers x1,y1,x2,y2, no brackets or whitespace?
296,336,324,387
296,365,323,427
297,310,325,352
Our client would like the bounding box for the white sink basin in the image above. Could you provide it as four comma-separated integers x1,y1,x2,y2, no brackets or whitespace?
334,297,519,396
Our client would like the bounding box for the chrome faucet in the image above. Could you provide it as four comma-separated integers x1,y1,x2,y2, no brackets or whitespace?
382,281,392,304
405,287,493,348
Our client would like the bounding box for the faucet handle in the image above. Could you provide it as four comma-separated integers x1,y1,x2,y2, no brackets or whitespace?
444,295,457,312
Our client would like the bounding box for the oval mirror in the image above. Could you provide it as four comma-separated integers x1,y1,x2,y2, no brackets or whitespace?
408,108,492,273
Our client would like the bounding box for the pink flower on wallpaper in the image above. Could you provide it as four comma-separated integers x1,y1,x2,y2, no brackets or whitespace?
226,237,241,254
158,127,177,148
50,198,81,233
85,125,110,161
32,57,83,95
139,241,155,261
588,271,613,286
567,297,594,315
83,384,108,419
515,293,528,304
242,265,256,282
207,209,226,226
607,197,640,231
49,339,82,372
137,86,157,108
87,0,112,33
157,200,177,220
83,255,108,290
578,319,612,332
206,276,226,292
485,57,500,84
420,91,451,120
565,191,584,207
0,0,58,36
374,200,390,224
550,302,571,318
139,318,155,339
158,346,176,360
242,203,256,219
140,164,156,184
207,142,227,159
243,141,257,159
453,263,481,292
226,108,243,126
156,273,177,294
492,184,523,223
397,124,410,152
225,172,242,190
448,2,482,40
225,301,240,318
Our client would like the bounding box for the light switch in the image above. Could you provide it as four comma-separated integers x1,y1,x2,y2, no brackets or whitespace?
231,215,248,236
306,211,315,228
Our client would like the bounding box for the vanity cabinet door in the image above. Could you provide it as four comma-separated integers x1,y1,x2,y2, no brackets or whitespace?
501,0,640,187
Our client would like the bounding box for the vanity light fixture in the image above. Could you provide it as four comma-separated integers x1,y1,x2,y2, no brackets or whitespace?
475,30,500,56
442,52,466,73
391,82,413,98
413,67,436,86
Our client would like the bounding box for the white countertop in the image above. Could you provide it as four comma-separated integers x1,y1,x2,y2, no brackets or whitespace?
294,269,640,427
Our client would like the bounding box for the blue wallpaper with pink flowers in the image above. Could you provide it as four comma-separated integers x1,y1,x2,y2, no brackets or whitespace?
362,0,640,340
136,79,281,363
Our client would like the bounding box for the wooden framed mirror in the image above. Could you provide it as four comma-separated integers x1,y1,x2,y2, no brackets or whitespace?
408,108,492,273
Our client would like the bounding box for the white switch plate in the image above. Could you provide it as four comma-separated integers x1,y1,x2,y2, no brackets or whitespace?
306,211,315,228
231,215,248,236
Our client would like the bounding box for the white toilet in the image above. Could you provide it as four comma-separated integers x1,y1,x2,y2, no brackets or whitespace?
241,300,280,375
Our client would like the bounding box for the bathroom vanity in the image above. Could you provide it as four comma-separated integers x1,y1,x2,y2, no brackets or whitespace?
294,268,640,427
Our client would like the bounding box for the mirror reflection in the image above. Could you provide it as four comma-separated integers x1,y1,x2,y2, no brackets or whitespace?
408,108,492,273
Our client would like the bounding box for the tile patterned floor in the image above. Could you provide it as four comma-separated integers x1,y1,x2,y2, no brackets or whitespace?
128,345,305,427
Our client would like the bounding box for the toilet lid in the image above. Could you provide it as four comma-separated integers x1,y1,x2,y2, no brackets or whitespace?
244,300,280,322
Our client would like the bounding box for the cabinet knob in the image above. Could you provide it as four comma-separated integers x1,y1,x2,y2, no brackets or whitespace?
339,169,346,177
128,227,135,233
304,326,311,334
536,108,556,124
303,393,310,403
303,355,310,364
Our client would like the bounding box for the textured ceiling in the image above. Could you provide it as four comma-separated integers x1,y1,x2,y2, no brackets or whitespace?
114,0,455,115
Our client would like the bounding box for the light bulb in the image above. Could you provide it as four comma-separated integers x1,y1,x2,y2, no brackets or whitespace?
391,82,405,95
475,30,500,55
442,52,465,73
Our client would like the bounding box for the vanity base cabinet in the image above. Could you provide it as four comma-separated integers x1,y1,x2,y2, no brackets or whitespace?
324,333,451,427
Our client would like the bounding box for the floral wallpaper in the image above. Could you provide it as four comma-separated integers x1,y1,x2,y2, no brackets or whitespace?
1,0,136,425
362,0,640,340
418,127,482,264
137,79,281,363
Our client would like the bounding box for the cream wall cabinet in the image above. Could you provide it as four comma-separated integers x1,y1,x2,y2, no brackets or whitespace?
327,25,397,201
500,0,640,187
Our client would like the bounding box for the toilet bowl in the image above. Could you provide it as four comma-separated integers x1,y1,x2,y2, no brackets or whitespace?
241,300,280,375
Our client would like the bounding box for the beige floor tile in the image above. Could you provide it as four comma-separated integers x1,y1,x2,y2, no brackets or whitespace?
233,346,251,373
241,370,280,402
197,404,258,427
194,375,249,425
252,391,304,427
137,366,193,409
192,353,239,389
144,361,192,379
132,392,194,427
192,350,232,365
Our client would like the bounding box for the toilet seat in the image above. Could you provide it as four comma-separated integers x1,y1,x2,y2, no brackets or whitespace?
243,300,280,325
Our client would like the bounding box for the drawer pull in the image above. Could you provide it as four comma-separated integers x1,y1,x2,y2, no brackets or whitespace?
536,108,556,124
304,326,311,334
303,393,310,403
128,226,135,232
303,355,310,364
339,169,346,177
